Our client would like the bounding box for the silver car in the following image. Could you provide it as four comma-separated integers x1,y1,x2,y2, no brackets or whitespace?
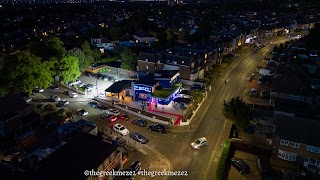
191,137,208,149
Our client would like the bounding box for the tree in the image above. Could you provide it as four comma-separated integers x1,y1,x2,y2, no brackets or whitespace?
68,48,90,70
222,96,250,129
81,40,93,57
30,37,66,61
6,51,53,95
166,29,173,41
56,56,81,83
92,48,102,60
109,27,122,40
273,45,279,52
120,47,136,70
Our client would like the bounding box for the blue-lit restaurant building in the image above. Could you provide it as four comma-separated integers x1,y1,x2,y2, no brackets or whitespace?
131,70,181,105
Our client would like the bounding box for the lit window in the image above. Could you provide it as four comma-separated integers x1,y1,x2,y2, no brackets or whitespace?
280,140,289,146
290,142,300,148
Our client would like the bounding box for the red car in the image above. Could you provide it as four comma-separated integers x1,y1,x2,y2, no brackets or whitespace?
109,115,118,122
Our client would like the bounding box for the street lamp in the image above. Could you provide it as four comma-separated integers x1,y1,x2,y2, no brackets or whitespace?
96,74,99,97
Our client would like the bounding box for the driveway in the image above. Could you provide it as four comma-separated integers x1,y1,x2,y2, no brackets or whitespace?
228,150,261,180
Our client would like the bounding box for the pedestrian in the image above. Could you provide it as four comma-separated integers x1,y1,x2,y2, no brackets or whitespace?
225,80,227,84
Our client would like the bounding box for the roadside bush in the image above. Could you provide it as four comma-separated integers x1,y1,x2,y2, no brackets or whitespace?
215,140,232,180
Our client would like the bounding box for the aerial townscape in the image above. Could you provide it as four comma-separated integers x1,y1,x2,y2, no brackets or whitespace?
1,0,320,179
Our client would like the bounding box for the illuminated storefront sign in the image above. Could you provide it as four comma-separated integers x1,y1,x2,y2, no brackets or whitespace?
134,85,152,93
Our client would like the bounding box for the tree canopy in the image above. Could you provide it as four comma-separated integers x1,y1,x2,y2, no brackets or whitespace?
120,47,137,70
56,56,81,83
5,51,54,95
68,48,90,70
222,96,250,129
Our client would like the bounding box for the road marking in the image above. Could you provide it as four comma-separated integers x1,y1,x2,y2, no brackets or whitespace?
138,148,148,155
202,120,227,180
167,140,184,145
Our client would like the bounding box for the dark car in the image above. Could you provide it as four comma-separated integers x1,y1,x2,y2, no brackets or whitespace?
190,84,205,91
85,71,96,77
231,157,250,174
96,104,107,111
148,124,167,133
131,119,148,127
118,114,129,121
97,73,104,79
265,78,272,85
63,91,71,96
129,132,149,144
179,90,191,95
49,84,59,90
87,101,98,108
129,161,142,173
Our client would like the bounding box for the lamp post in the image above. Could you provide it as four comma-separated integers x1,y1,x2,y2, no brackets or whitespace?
96,74,99,97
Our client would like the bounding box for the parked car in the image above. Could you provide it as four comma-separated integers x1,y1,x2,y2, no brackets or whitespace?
191,137,208,149
231,157,250,174
87,101,98,108
113,123,129,136
265,78,272,85
258,75,264,84
78,82,86,88
106,109,120,116
130,132,149,144
96,104,108,111
76,109,88,116
85,71,96,77
49,85,59,90
34,86,44,93
179,90,191,95
109,115,118,122
69,92,79,98
118,114,129,121
85,84,97,92
148,124,167,133
63,91,71,96
129,161,142,173
190,84,205,91
57,100,69,107
50,95,60,102
68,79,81,86
250,88,258,96
131,119,148,127
96,73,104,79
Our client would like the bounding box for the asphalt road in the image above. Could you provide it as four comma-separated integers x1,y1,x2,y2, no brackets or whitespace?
32,34,302,180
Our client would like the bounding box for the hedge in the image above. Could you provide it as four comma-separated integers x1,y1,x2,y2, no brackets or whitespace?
215,140,232,180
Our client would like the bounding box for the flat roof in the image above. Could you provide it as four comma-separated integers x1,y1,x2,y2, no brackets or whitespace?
135,74,159,86
36,133,118,180
105,80,132,93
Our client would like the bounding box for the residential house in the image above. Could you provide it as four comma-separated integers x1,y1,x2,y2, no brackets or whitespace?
0,93,37,138
273,114,320,174
91,37,114,53
133,30,156,45
35,133,123,180
118,34,136,47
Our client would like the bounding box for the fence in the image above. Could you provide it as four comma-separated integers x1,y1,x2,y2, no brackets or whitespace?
245,103,273,110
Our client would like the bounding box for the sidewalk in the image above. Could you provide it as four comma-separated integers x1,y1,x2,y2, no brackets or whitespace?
206,120,233,180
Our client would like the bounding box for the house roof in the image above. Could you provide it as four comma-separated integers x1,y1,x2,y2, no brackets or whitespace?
134,29,154,38
37,133,118,180
275,114,320,147
0,93,29,122
271,73,314,97
154,70,180,79
105,80,131,93
274,98,313,116
135,74,158,86
118,34,134,41
138,52,159,63
162,54,193,66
